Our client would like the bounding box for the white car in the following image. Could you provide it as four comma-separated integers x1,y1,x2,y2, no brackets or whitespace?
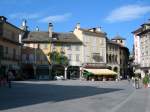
55,75,64,80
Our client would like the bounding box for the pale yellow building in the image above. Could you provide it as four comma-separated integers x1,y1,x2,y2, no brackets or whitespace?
0,16,24,76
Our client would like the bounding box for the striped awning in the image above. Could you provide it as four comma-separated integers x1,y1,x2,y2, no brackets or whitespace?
84,69,117,75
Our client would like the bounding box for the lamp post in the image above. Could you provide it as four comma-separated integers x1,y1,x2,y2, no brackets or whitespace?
34,45,37,79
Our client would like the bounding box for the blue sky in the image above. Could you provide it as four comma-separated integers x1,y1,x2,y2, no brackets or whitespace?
0,0,150,52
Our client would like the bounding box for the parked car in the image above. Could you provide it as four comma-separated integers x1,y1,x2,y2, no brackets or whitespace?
54,75,64,80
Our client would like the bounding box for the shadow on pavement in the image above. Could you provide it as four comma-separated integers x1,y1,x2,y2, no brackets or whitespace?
0,81,123,110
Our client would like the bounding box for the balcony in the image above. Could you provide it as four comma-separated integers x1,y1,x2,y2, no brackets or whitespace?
92,53,103,62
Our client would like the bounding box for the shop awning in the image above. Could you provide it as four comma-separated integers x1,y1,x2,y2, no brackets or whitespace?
83,70,94,77
84,69,117,75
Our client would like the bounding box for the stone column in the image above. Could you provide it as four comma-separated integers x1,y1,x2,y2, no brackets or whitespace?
49,65,52,80
64,67,67,79
79,67,83,79
33,65,37,79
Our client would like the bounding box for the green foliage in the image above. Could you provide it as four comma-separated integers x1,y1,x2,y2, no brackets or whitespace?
83,70,94,78
143,75,150,85
48,51,69,66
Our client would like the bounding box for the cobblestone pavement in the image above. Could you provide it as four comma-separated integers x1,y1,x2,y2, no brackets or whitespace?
0,80,150,112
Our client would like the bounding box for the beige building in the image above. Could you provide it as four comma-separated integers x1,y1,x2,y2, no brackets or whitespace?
51,32,82,79
0,16,24,76
132,28,142,75
21,22,83,79
132,19,150,78
73,23,107,68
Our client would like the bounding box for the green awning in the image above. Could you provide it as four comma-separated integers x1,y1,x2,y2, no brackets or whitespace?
83,70,94,77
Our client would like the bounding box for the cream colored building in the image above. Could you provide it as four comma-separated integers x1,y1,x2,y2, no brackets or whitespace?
132,19,150,78
73,23,107,67
137,20,150,77
52,32,82,67
51,32,82,79
132,28,142,75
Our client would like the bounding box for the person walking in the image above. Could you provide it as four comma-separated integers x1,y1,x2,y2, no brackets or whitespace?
127,75,130,84
7,70,14,88
135,77,140,89
131,77,135,87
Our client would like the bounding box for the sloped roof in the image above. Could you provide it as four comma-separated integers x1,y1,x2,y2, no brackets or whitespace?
142,20,150,26
52,32,82,43
132,27,142,34
22,31,82,43
22,31,50,43
111,35,125,40
79,28,107,37
107,39,122,47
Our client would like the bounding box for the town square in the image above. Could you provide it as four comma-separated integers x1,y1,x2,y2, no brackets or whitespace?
1,80,150,112
0,0,150,112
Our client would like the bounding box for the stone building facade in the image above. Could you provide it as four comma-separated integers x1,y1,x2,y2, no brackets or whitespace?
73,23,107,68
132,19,150,78
138,20,150,77
0,16,24,76
51,32,82,79
106,35,129,79
21,22,52,80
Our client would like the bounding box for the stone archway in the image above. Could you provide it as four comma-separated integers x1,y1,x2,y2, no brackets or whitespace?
52,64,65,79
22,64,34,79
109,55,111,63
67,66,80,79
113,67,118,73
108,66,112,70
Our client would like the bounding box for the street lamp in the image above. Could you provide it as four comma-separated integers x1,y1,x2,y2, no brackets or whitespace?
34,45,37,79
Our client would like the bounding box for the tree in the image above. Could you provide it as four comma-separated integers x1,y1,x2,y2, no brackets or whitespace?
143,74,150,88
48,51,69,66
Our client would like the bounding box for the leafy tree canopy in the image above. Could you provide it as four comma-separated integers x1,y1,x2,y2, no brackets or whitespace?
48,51,69,66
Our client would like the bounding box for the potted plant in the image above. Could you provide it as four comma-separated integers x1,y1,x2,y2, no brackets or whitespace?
143,75,149,88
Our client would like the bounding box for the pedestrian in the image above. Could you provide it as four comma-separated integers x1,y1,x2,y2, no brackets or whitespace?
135,77,140,89
7,70,14,88
131,77,135,88
127,75,130,83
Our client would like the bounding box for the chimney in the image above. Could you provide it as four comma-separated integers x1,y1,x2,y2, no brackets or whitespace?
21,19,28,31
0,16,7,22
35,26,39,31
19,34,22,44
22,19,26,27
48,23,53,38
76,23,80,29
96,27,101,32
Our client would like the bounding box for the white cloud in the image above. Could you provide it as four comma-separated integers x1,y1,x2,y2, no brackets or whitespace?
9,13,41,19
38,13,72,23
106,5,150,23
